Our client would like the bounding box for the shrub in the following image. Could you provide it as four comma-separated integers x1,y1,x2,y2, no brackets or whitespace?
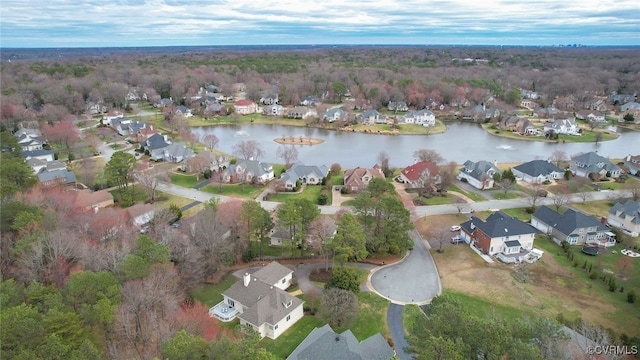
318,193,328,205
573,259,579,267
589,272,598,280
628,290,636,303
325,266,360,293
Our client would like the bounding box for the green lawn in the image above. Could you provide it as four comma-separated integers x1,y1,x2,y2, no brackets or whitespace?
447,185,486,202
348,292,391,340
154,190,193,209
492,192,522,200
415,194,458,205
189,275,238,308
260,316,323,358
268,185,329,204
500,207,533,221
441,290,538,322
201,183,264,199
330,170,344,187
402,304,424,335
170,173,199,188
570,200,616,218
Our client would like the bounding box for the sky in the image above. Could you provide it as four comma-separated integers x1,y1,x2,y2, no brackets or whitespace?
1,0,639,48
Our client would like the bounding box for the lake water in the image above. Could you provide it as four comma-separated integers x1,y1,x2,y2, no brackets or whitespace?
192,122,639,169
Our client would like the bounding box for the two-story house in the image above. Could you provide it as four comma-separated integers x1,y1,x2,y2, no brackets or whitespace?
607,200,640,236
570,152,622,179
457,160,501,190
343,166,385,192
460,211,538,256
531,206,615,247
234,100,258,115
213,262,304,340
623,154,640,176
403,109,436,126
399,161,440,188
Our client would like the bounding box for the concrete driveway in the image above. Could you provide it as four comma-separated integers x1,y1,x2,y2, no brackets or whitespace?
369,229,441,305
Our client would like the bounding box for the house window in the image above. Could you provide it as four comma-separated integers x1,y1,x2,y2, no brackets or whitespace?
286,315,291,321
281,278,286,284
228,299,235,307
275,325,278,330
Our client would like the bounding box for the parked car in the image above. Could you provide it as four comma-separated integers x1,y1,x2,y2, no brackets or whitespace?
450,225,461,232
451,235,464,244
170,222,181,228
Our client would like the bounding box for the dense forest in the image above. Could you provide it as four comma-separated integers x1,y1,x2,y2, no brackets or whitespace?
2,46,639,128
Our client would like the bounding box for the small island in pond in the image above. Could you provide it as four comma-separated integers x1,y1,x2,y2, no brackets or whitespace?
274,136,325,145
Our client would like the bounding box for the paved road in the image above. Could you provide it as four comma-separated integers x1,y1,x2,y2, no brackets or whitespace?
388,304,412,360
369,229,441,305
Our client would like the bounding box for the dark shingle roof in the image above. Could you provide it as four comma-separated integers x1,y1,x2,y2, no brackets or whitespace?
287,324,395,360
513,160,562,177
532,206,608,236
460,160,500,181
609,200,640,225
473,211,538,238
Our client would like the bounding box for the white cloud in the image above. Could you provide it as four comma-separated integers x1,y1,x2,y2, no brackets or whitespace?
1,0,638,46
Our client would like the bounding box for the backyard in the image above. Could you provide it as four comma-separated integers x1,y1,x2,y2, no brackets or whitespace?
428,228,640,335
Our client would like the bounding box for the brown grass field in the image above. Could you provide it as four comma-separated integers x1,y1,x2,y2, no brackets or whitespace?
419,214,639,335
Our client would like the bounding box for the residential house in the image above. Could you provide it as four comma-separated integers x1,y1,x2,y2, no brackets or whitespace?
620,102,640,123
543,118,580,135
321,108,347,123
260,94,279,105
520,99,539,110
387,101,408,112
17,133,45,151
499,116,537,135
607,200,640,236
403,109,436,126
214,262,303,339
223,159,274,184
262,104,284,116
460,211,538,256
234,100,258,115
286,107,317,119
174,106,193,118
343,166,385,192
286,324,395,360
22,149,55,163
457,160,501,190
586,111,606,122
269,224,291,246
462,104,500,121
14,127,42,138
129,125,158,143
279,162,329,190
520,89,539,99
86,100,108,114
570,152,622,179
399,161,440,188
623,154,640,175
114,119,147,137
204,102,226,116
72,189,114,212
150,142,195,163
102,111,124,126
143,133,171,151
37,169,77,188
552,96,576,111
126,203,155,226
512,160,563,183
154,98,173,108
531,206,615,247
609,94,636,105
533,107,561,119
192,151,230,172
621,102,640,112
300,96,320,106
357,110,387,125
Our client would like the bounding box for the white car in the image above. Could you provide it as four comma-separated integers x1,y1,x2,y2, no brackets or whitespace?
451,235,464,244
450,225,461,232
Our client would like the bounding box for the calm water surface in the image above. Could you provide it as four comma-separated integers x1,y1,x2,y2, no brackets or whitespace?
192,122,639,168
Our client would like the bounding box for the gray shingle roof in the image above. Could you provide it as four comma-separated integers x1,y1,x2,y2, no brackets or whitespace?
22,149,54,159
145,133,170,150
287,324,395,360
609,200,640,225
533,206,608,236
571,152,621,174
252,262,293,286
37,169,76,184
280,162,329,184
513,160,562,177
460,160,500,181
472,211,538,238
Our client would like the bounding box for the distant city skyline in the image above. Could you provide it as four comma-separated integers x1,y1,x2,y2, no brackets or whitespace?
1,0,639,48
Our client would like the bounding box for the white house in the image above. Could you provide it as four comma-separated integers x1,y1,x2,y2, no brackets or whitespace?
457,160,501,190
512,160,563,183
403,109,436,126
212,262,304,340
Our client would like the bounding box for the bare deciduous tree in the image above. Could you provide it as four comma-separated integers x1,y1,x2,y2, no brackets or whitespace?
202,134,219,151
431,227,451,253
308,216,336,271
276,145,298,167
377,151,391,177
233,139,264,160
413,148,444,164
134,170,167,202
501,178,516,196
319,288,359,329
552,191,570,212
527,182,546,210
550,150,568,167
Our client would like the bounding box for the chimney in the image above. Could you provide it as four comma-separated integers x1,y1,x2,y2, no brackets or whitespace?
243,272,250,287
627,154,632,161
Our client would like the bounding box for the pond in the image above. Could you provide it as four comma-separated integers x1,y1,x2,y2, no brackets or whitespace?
192,122,639,169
